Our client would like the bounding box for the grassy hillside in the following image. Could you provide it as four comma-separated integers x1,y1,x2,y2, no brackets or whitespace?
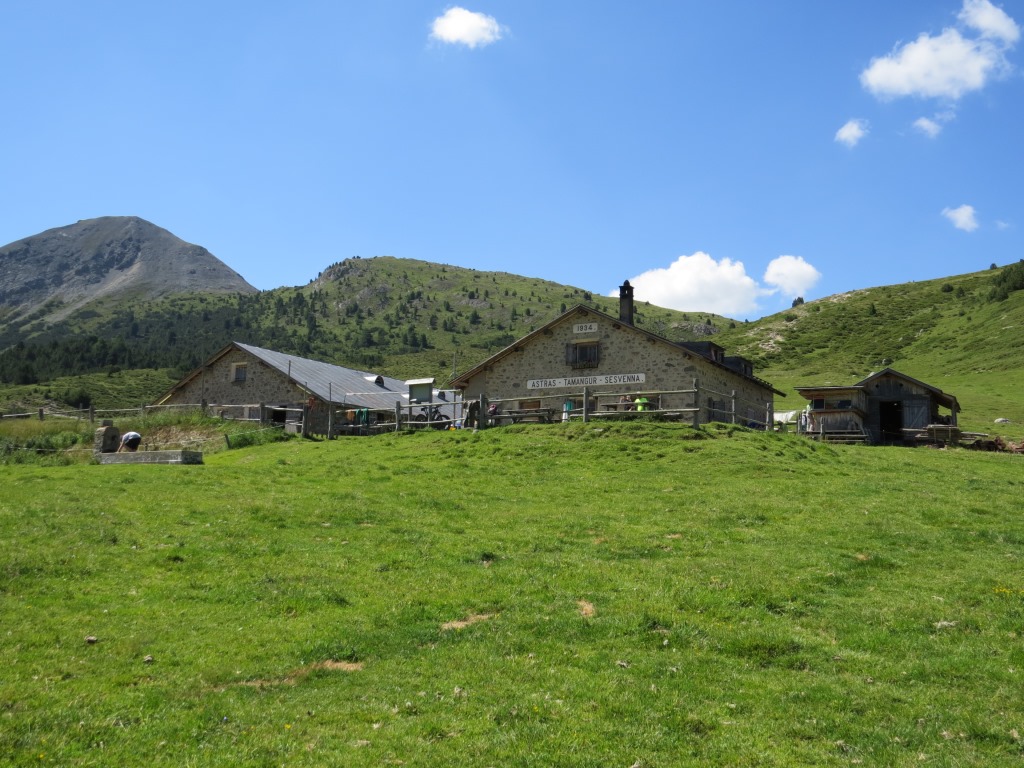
0,368,179,414
3,257,1024,436
713,265,1024,437
3,424,1024,766
0,257,729,410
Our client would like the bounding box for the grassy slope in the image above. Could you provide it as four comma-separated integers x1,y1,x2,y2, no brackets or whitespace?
0,257,731,411
713,268,1024,439
316,257,731,379
0,369,180,414
3,260,1023,440
3,424,1023,766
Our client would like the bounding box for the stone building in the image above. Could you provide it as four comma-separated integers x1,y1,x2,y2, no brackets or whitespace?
154,342,456,433
451,282,783,426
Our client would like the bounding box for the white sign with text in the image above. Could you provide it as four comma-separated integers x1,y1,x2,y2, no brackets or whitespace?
527,373,646,389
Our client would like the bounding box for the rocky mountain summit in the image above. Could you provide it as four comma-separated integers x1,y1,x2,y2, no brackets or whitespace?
0,217,257,319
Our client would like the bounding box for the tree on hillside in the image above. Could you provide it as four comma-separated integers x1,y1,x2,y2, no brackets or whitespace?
989,260,1024,301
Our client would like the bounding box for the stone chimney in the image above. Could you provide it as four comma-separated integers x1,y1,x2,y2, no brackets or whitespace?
618,280,634,325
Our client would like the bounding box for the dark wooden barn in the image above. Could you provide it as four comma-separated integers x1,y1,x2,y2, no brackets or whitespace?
795,368,960,445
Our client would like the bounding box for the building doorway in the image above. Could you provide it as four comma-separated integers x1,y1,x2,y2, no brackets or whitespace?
879,400,903,443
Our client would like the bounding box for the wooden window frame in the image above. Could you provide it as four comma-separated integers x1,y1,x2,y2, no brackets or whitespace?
566,341,600,369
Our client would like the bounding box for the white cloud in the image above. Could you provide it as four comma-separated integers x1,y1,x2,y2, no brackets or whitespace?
915,109,958,137
430,7,504,48
615,252,821,317
942,204,979,231
959,0,1020,44
860,1,1018,101
616,252,762,317
914,116,943,137
763,255,822,298
996,219,1011,230
835,119,869,147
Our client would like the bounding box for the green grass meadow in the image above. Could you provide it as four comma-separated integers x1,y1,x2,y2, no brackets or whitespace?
3,424,1024,766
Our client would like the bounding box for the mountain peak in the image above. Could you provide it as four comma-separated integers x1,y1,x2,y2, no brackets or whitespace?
0,216,257,319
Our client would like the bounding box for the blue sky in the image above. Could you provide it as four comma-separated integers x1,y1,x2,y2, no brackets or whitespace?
1,1,1021,320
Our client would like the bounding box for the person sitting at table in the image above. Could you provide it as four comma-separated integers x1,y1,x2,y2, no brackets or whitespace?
619,394,634,411
633,395,649,412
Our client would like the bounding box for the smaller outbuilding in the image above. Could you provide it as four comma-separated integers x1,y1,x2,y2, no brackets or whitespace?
154,342,457,434
795,368,960,445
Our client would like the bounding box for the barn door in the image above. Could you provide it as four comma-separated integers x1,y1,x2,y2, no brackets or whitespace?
903,396,929,430
879,401,902,443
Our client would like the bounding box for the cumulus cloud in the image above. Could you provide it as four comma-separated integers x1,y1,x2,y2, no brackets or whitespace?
614,252,822,317
835,119,869,147
430,7,504,48
942,204,979,231
616,252,761,317
960,0,1020,44
763,255,822,298
860,0,1019,101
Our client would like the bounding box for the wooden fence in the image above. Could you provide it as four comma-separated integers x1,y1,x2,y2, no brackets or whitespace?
4,379,773,436
468,380,772,430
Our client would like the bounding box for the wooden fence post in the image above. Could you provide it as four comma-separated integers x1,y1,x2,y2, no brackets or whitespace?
731,391,736,424
38,408,44,421
480,395,489,429
692,379,700,428
395,401,402,432
582,387,590,423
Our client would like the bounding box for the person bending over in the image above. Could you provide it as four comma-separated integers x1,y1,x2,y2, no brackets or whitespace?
118,431,142,452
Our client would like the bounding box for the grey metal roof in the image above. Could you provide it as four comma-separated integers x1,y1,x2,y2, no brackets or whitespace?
236,343,457,415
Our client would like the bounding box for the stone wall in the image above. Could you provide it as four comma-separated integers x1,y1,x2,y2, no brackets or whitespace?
166,348,305,408
99,450,204,465
460,308,774,424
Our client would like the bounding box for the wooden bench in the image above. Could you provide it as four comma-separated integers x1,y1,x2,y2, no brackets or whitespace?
492,408,554,424
573,408,696,422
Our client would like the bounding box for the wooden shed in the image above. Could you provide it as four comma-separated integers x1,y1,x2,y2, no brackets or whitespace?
795,368,960,445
